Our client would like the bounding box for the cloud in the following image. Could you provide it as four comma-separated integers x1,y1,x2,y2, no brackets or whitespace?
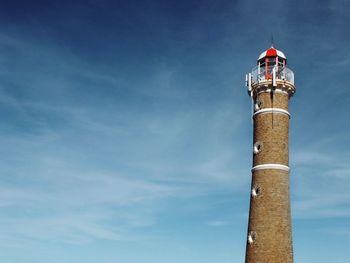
207,220,230,227
291,138,350,219
0,31,250,247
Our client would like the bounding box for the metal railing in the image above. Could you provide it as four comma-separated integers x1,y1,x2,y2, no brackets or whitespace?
251,65,294,85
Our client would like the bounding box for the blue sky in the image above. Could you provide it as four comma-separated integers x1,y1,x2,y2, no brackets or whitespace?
0,0,349,262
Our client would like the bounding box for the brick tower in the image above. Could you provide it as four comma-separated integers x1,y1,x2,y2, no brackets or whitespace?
244,46,296,263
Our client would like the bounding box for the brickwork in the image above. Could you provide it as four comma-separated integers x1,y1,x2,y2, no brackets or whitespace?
253,112,289,166
245,169,293,263
245,84,294,263
255,92,289,111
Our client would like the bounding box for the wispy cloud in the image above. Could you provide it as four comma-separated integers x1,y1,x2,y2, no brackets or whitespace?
291,135,350,219
207,220,231,227
0,31,249,247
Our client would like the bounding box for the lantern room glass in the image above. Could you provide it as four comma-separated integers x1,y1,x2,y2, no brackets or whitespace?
258,56,286,81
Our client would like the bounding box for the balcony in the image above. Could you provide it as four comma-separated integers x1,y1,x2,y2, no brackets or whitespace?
251,65,294,86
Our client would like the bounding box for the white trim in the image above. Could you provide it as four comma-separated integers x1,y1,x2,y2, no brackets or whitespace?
252,164,290,172
256,89,289,95
276,50,286,59
253,108,290,118
258,51,266,60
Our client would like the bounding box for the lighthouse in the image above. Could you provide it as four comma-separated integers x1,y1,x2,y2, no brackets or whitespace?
244,46,296,263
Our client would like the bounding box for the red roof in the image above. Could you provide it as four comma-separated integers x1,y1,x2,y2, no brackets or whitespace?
266,48,277,57
258,47,286,60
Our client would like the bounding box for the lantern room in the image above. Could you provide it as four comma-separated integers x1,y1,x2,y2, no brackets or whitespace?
245,46,295,96
257,46,287,80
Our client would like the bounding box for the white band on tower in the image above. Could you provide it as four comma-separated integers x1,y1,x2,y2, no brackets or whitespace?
253,108,290,118
252,163,290,172
256,89,289,96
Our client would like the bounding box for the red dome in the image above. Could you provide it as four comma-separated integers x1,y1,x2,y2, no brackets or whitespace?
258,47,286,60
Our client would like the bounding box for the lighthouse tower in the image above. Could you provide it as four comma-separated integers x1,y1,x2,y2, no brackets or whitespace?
244,46,296,263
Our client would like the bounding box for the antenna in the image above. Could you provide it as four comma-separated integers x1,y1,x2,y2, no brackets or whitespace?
246,73,254,123
245,73,252,94
270,34,274,48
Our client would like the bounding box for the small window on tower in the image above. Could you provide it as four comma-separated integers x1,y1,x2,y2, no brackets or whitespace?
253,142,262,154
251,185,261,197
248,231,257,244
254,99,263,111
